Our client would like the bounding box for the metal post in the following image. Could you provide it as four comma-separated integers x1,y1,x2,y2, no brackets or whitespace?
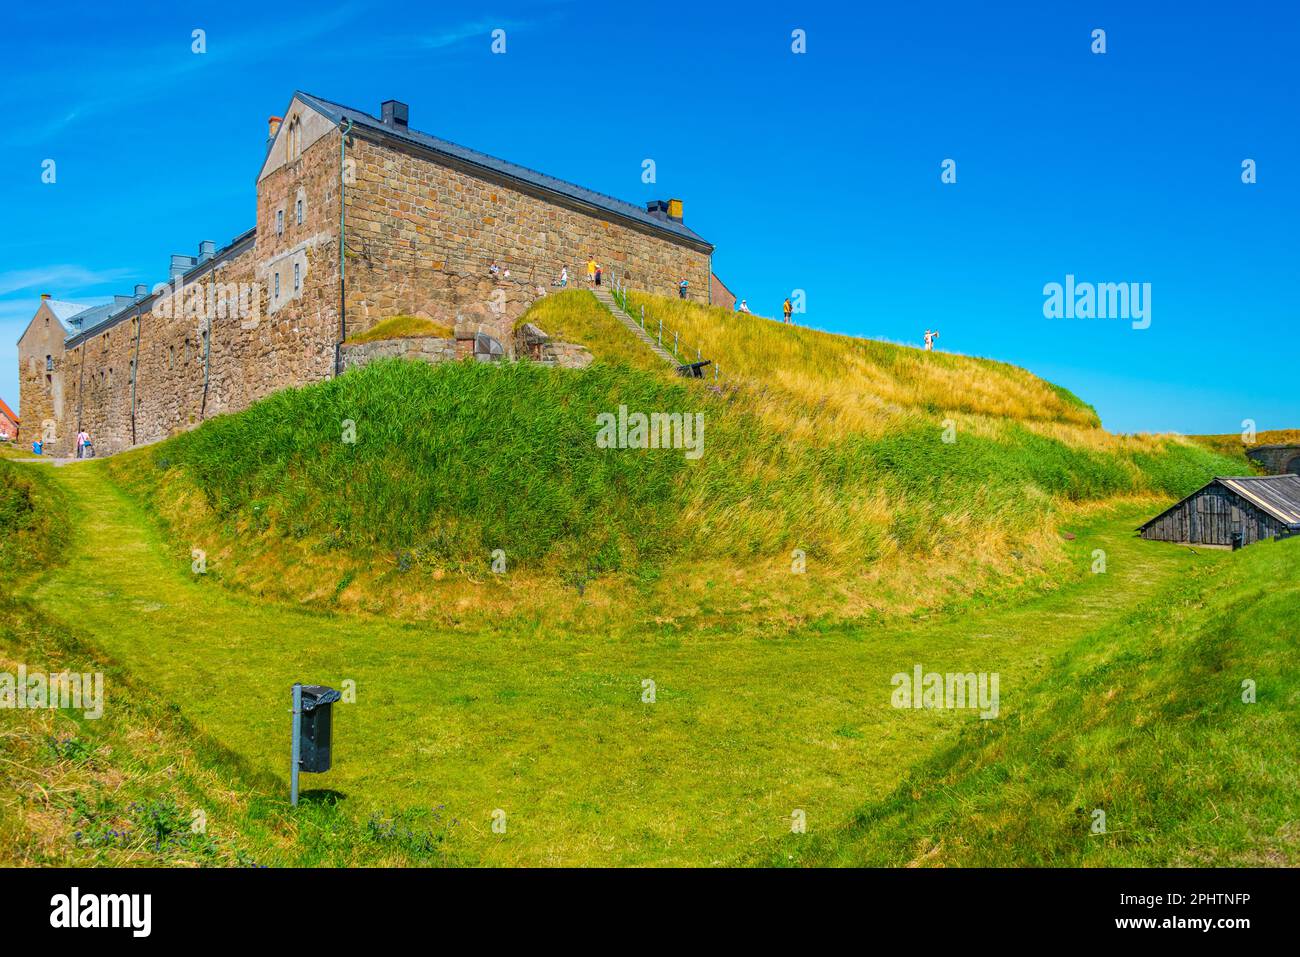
674,331,678,354
658,319,662,345
290,682,302,807
640,305,645,328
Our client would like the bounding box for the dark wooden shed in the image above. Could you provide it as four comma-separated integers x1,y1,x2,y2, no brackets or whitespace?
1138,475,1300,547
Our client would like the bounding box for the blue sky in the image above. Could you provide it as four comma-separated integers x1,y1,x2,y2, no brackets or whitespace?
1,0,1295,433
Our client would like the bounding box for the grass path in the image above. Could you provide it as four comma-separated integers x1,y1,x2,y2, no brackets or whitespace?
21,460,1226,865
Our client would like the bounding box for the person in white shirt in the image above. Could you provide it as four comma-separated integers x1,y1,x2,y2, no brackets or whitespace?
924,329,939,351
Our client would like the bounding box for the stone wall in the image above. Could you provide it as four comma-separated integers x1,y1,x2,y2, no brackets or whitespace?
1247,445,1300,475
21,102,707,457
342,133,712,348
35,127,343,457
340,336,458,371
15,301,69,450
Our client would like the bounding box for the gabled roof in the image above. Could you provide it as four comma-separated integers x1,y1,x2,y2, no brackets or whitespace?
66,302,118,336
0,396,18,424
44,300,91,323
294,91,713,253
1138,475,1300,531
1217,475,1300,527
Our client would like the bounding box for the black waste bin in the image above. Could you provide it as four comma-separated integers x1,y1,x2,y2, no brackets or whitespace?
297,685,343,773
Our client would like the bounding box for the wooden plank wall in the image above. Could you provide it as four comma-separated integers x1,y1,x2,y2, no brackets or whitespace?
1141,486,1288,544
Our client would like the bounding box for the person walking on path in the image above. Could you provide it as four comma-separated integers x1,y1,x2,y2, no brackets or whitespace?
595,263,602,286
76,429,89,459
558,266,568,287
783,298,793,324
586,258,597,284
678,278,689,299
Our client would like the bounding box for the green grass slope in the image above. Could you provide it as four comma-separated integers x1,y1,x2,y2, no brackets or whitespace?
778,533,1300,867
0,459,461,866
104,289,1243,624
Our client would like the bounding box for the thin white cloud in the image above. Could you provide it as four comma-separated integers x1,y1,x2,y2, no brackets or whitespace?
0,265,131,298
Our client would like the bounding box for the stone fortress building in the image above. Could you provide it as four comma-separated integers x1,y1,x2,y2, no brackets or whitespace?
18,91,715,457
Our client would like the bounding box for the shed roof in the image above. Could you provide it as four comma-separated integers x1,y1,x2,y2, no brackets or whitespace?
0,396,18,425
1138,475,1300,532
294,91,713,253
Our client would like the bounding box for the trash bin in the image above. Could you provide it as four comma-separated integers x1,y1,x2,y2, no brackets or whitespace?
297,684,343,773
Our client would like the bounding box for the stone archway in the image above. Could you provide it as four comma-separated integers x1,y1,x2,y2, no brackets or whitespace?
1286,455,1300,476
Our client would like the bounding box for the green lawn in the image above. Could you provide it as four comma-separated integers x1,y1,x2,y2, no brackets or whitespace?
17,458,1248,866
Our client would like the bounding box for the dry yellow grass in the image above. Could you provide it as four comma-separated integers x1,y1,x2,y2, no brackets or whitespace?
628,291,1100,440
346,314,453,343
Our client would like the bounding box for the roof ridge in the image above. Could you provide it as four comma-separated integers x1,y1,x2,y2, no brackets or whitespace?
294,91,711,251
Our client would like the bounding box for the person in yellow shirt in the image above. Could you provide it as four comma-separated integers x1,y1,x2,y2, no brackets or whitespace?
586,258,597,284
783,298,793,323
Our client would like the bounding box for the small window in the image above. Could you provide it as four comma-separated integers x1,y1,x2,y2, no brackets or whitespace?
168,345,175,369
293,262,300,293
45,354,53,371
129,359,135,383
45,373,52,387
276,209,284,235
275,273,280,298
288,116,302,161
296,197,304,225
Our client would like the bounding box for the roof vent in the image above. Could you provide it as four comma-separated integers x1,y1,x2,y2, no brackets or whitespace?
381,99,409,129
170,254,197,280
134,284,148,300
646,200,670,220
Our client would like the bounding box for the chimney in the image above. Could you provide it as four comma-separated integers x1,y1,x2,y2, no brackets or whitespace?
645,200,670,220
170,254,197,280
134,284,148,300
667,198,683,222
40,293,51,300
381,99,409,129
197,240,216,264
114,294,134,309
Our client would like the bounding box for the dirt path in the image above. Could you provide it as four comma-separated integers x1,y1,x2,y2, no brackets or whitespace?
21,460,1222,865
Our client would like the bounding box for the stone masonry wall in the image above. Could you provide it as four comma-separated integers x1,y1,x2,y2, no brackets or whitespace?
342,133,711,349
49,129,343,457
25,112,710,458
15,301,69,450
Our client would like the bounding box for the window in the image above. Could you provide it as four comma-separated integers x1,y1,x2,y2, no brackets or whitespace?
129,359,135,383
287,116,302,161
296,197,304,225
276,209,284,235
168,345,174,369
275,272,280,298
293,262,300,293
45,354,53,371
